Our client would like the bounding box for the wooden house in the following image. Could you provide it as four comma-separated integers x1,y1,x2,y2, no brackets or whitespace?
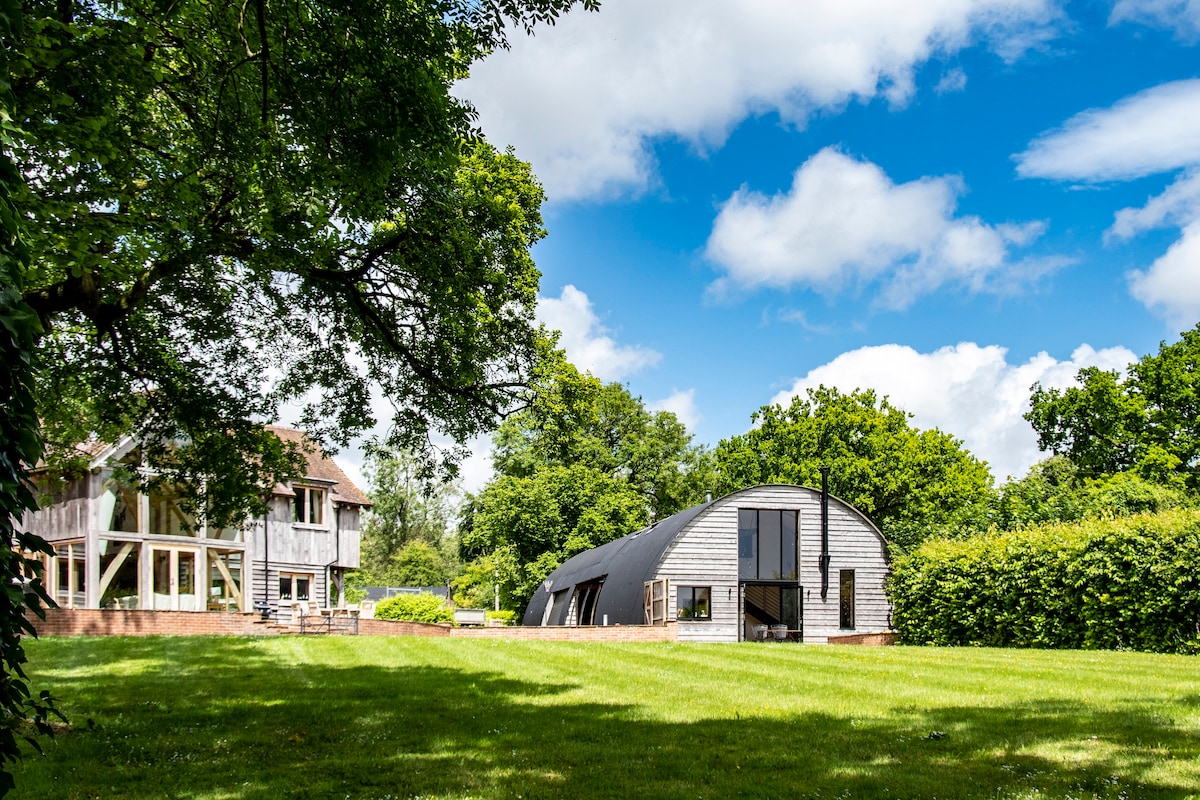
25,426,369,617
522,484,891,642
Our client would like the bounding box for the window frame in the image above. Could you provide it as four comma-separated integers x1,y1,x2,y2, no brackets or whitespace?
292,486,326,526
279,571,314,602
676,585,712,621
839,569,856,630
738,508,799,582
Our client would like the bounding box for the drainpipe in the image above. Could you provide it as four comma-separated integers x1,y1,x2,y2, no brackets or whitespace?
819,466,831,600
262,509,270,608
330,503,343,607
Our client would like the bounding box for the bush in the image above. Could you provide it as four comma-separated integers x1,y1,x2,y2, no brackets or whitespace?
374,593,454,625
890,509,1200,654
486,609,517,625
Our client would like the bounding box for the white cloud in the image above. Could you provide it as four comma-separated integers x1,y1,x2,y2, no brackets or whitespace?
705,148,1058,308
768,341,1137,482
1015,79,1200,182
649,389,702,432
1110,0,1200,40
457,0,1061,200
537,284,661,381
1106,170,1200,326
1128,222,1200,328
1108,169,1200,241
935,66,969,94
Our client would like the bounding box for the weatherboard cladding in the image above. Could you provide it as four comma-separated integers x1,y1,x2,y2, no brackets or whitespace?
522,484,891,643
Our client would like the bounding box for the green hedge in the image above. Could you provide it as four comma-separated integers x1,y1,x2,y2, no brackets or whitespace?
890,510,1200,654
374,593,454,625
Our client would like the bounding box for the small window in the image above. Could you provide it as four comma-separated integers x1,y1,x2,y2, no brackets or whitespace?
839,570,855,630
676,586,712,620
279,572,313,602
292,487,325,525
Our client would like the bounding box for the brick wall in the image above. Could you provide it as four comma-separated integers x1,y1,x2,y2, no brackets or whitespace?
30,609,266,637
450,623,678,642
826,631,896,646
28,609,679,642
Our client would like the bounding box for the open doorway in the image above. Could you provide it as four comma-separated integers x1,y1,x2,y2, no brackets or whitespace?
742,583,801,641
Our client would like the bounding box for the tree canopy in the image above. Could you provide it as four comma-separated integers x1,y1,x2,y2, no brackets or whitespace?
12,0,595,526
355,449,457,587
458,353,712,608
1027,323,1200,491
713,386,994,552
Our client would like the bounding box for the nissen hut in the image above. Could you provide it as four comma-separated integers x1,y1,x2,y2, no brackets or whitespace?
522,483,891,642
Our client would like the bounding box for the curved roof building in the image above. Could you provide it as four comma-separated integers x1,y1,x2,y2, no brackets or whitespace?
522,484,890,643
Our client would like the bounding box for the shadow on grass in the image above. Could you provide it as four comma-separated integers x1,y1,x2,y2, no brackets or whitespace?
16,639,1200,800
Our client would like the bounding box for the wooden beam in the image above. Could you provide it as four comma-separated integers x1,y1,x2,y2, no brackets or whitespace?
97,542,135,598
210,553,243,611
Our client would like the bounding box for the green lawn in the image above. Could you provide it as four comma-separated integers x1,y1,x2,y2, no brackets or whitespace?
13,636,1200,799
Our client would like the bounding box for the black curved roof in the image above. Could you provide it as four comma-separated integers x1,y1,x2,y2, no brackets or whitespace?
521,500,713,626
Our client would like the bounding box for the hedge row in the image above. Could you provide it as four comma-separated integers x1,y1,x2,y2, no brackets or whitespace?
374,593,454,625
890,510,1200,654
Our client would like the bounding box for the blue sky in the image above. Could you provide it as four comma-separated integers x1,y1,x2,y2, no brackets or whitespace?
345,1,1200,493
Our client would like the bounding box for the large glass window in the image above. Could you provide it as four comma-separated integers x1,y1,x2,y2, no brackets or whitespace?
292,487,326,525
98,540,140,609
738,509,798,581
52,543,86,609
149,483,198,536
676,586,711,620
208,552,243,611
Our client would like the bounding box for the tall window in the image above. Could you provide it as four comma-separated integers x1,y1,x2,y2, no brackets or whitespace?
738,509,798,581
676,586,711,620
839,570,855,629
292,486,325,525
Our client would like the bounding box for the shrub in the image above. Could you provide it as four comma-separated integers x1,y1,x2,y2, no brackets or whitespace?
486,609,517,625
374,593,454,625
890,509,1200,654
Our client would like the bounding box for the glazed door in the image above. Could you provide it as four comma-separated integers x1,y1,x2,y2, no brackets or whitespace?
151,546,200,611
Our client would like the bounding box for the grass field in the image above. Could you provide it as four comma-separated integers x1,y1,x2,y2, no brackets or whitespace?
12,636,1200,799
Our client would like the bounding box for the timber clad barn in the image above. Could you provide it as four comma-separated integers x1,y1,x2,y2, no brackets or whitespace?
24,426,369,619
523,484,892,642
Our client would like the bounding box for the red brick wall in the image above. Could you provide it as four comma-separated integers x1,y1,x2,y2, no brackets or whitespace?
30,609,266,637
450,624,678,641
826,631,896,646
28,609,678,642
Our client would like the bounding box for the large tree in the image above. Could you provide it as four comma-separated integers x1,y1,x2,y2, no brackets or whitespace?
490,352,714,519
458,352,712,608
12,0,595,525
713,386,994,552
1,0,60,787
3,0,594,787
1027,323,1200,490
356,449,457,587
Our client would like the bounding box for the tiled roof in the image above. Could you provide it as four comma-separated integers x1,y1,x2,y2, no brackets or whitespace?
265,426,372,507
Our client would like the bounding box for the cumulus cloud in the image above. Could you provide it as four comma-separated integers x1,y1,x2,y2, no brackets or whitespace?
768,341,1137,482
537,285,661,381
1110,0,1200,40
649,389,702,432
457,0,1061,200
705,148,1060,308
1015,79,1200,182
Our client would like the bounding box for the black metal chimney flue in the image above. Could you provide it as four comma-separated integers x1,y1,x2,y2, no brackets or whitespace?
819,466,831,599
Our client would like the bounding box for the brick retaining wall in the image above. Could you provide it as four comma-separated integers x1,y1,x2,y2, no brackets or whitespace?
826,631,896,646
28,609,678,642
